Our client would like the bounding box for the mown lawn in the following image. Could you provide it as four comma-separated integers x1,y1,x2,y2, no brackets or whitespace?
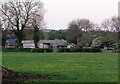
2,51,118,82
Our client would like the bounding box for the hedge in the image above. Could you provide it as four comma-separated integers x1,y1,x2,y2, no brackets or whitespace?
112,49,120,53
2,48,20,52
31,48,53,53
57,48,71,52
57,48,102,53
2,48,101,53
2,48,53,53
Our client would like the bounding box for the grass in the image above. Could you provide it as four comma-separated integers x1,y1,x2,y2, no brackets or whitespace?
2,51,118,82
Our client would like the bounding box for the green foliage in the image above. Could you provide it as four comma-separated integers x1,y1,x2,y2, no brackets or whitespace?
2,48,53,53
2,48,20,52
91,36,106,48
115,42,120,49
31,48,44,52
19,48,32,52
74,48,83,52
57,48,101,52
3,52,118,82
3,48,101,53
44,48,54,52
24,29,44,40
2,48,31,52
32,48,53,53
112,49,120,53
44,30,67,40
57,48,71,52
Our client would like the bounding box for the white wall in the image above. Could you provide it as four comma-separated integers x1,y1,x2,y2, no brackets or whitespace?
23,43,35,48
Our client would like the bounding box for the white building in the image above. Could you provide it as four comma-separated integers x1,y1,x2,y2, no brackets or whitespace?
21,40,35,48
21,39,68,49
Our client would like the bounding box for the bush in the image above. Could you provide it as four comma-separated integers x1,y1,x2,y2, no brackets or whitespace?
91,36,106,48
57,48,66,52
112,48,120,53
74,48,83,52
31,48,53,53
91,48,102,52
83,48,91,52
44,48,53,52
19,48,32,52
3,48,53,53
31,48,44,52
2,48,20,52
2,48,101,53
57,48,71,52
57,48,101,53
65,48,71,52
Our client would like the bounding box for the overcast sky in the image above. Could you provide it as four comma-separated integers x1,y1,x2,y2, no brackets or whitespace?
40,0,119,30
1,0,119,30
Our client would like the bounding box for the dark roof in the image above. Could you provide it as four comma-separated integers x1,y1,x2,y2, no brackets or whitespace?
21,39,68,46
21,40,34,44
38,39,68,46
6,38,16,44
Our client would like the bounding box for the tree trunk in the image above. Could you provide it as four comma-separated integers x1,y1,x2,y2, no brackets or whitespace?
16,29,24,48
16,35,22,48
33,25,40,48
77,37,80,48
34,40,39,48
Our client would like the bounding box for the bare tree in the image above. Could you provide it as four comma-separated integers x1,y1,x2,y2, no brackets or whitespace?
67,20,81,47
67,18,93,47
102,16,120,32
101,19,111,31
77,18,93,47
77,18,93,32
111,16,120,46
101,16,119,43
111,16,120,32
92,23,101,31
0,0,44,48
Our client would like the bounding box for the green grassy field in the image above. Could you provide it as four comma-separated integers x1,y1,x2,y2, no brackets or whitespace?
2,51,118,82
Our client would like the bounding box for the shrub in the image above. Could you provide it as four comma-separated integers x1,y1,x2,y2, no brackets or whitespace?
19,48,31,52
57,48,102,53
57,48,71,52
3,48,53,53
91,36,106,48
2,48,32,52
65,48,71,52
31,48,45,53
112,48,120,53
57,48,65,52
74,48,83,52
83,48,91,52
2,47,101,53
31,48,53,53
91,48,102,52
2,48,19,52
44,48,53,52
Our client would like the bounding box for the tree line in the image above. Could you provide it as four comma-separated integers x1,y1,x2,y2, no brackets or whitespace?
0,0,119,48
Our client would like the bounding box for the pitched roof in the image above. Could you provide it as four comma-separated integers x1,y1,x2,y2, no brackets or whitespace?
38,39,68,46
21,39,68,46
6,38,16,44
21,40,34,44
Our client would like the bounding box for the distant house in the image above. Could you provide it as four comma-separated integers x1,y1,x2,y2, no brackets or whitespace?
38,39,68,49
5,38,16,48
21,39,68,49
21,40,35,48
